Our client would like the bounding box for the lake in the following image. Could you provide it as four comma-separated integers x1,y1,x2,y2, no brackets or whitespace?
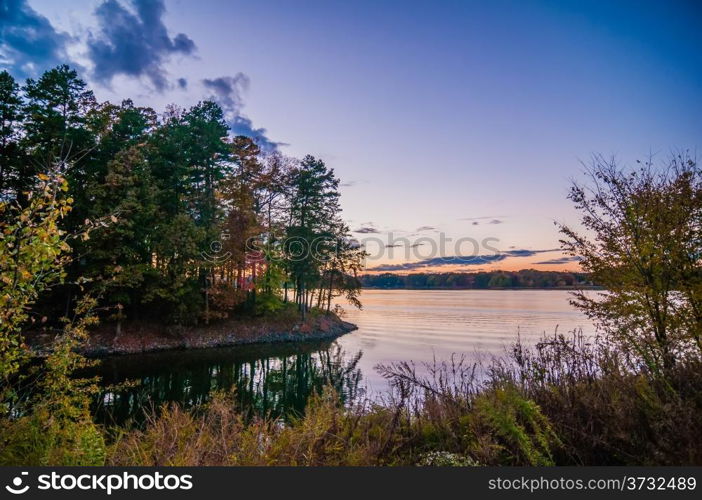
94,290,593,426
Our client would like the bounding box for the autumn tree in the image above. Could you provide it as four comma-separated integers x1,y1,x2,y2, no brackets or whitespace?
0,174,71,389
560,153,702,373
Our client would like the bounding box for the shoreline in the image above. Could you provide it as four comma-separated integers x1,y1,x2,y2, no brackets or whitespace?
26,311,358,358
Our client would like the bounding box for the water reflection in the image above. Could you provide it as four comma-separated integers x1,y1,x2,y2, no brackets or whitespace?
93,291,594,426
94,340,363,427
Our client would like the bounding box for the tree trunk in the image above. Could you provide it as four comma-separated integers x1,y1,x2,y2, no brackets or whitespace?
317,285,324,309
326,270,334,312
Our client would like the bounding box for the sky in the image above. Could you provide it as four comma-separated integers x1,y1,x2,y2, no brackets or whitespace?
2,0,701,273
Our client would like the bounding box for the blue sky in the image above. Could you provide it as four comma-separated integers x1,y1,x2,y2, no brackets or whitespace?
3,0,701,271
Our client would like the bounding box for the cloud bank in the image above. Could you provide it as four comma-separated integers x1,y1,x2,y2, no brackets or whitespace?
368,248,561,271
87,0,196,91
0,0,70,78
1,1,283,151
534,256,582,265
202,75,281,152
353,226,381,234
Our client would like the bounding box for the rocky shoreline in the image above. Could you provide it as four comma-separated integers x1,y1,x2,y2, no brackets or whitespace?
26,312,357,357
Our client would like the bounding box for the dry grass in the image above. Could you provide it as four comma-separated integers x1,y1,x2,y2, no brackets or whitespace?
108,331,702,466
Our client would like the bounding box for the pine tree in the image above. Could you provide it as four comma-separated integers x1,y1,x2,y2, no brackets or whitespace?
0,71,23,201
22,65,96,189
285,155,341,317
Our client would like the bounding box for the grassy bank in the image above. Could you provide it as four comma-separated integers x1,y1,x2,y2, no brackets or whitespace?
107,332,702,466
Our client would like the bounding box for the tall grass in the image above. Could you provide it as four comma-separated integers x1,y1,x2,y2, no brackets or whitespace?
108,330,702,466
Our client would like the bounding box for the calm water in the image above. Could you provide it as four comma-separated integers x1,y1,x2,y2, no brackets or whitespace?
94,290,593,426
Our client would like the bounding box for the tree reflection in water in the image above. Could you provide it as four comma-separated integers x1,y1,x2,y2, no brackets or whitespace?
93,340,363,427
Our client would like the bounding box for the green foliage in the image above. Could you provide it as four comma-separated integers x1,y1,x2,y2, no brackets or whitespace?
255,291,284,315
8,297,107,466
487,272,513,288
0,174,71,390
472,386,560,466
0,406,106,466
0,176,105,465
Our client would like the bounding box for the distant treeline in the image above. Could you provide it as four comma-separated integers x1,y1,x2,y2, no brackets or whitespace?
360,270,594,289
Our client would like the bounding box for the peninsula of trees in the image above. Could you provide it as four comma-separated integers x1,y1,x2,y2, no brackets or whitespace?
0,65,365,338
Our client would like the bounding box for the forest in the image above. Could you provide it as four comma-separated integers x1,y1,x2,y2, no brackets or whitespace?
0,65,365,335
